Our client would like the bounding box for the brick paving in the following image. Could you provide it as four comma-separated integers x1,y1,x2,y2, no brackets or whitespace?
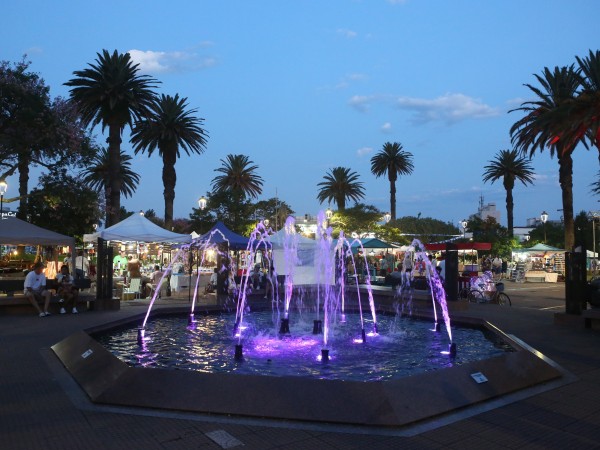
1,283,599,449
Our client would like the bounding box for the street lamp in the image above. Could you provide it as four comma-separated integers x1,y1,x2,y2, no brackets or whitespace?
0,180,7,221
460,219,468,239
263,219,270,227
139,210,145,216
198,196,207,210
325,207,333,220
589,211,600,259
384,212,391,223
540,211,548,244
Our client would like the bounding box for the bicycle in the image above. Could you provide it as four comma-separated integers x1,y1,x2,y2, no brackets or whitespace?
468,281,511,306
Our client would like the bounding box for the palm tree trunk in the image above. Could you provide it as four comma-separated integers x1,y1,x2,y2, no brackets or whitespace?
337,195,345,211
107,124,122,226
389,177,397,221
17,151,29,220
559,154,575,250
505,187,514,237
162,148,177,230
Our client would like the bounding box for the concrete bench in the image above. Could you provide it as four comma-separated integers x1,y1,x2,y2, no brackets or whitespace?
0,293,95,315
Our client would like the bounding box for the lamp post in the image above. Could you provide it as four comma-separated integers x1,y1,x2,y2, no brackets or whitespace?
589,211,600,260
460,219,468,239
540,211,548,244
325,207,333,220
384,212,391,223
198,196,207,211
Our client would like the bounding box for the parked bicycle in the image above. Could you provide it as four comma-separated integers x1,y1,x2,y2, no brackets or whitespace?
467,271,512,306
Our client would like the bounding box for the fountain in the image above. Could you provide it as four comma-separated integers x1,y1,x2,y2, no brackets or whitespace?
50,213,565,429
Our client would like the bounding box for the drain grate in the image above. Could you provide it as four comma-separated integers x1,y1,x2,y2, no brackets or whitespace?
205,430,244,448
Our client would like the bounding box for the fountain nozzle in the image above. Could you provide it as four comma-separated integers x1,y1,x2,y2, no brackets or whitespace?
137,327,145,345
279,317,290,334
234,344,244,361
312,320,323,334
449,343,457,357
321,348,329,362
188,313,196,326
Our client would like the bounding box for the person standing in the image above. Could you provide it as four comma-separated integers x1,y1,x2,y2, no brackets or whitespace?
75,250,90,279
24,262,52,317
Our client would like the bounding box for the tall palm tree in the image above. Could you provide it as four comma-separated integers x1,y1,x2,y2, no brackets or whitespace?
573,50,600,162
65,49,158,226
131,94,208,229
482,149,535,237
370,142,414,221
317,167,365,211
80,147,141,222
510,65,580,250
211,154,263,225
211,154,263,198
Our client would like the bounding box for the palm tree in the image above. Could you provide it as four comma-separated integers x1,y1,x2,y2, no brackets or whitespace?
370,142,414,221
65,49,158,226
317,167,365,211
80,147,140,222
131,94,208,229
482,149,535,237
211,154,263,198
510,65,580,250
573,50,600,162
211,154,264,225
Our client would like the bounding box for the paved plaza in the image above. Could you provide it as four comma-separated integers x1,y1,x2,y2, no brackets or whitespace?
1,282,599,449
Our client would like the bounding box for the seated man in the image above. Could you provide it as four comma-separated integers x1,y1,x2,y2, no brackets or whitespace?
56,265,79,314
24,262,52,317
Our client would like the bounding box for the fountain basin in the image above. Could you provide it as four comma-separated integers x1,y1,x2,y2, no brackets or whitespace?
51,306,562,428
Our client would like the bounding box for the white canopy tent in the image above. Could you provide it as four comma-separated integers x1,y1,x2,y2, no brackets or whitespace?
83,213,192,244
269,228,319,285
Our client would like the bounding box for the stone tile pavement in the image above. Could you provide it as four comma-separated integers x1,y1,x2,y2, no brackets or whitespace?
1,284,600,449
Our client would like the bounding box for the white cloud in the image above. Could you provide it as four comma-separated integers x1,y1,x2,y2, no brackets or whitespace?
337,28,358,39
356,146,373,157
334,73,368,90
381,122,392,133
128,49,216,74
396,93,500,124
348,95,376,112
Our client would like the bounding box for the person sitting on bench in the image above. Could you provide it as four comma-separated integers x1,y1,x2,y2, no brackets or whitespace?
24,262,52,317
57,265,79,314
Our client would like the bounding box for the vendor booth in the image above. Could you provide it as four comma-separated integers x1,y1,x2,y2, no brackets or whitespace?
511,243,564,282
0,217,75,279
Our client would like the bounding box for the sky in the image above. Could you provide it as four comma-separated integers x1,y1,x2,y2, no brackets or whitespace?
2,0,600,229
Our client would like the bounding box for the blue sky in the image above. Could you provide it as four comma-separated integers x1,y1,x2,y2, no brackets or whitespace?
2,0,600,228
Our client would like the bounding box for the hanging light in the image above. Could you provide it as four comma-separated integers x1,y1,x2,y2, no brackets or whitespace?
198,196,207,210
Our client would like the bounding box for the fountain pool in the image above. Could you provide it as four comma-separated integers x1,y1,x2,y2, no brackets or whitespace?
95,311,512,382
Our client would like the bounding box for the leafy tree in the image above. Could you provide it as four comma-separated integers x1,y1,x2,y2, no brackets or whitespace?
527,220,565,248
465,215,514,258
80,147,140,223
370,142,414,221
65,49,159,226
0,58,90,219
189,189,254,235
482,149,535,237
131,94,208,229
316,166,365,211
328,203,383,238
250,198,295,230
510,65,580,250
393,215,460,244
27,169,102,241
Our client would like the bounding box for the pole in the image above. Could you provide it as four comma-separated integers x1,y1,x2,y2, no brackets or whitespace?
0,193,3,260
544,223,546,244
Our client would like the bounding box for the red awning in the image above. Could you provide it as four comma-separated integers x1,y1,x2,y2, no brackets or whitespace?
425,242,492,251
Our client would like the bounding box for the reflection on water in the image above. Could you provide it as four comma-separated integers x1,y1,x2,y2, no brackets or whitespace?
95,312,512,382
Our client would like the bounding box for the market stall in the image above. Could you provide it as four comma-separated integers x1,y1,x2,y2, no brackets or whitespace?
511,243,565,282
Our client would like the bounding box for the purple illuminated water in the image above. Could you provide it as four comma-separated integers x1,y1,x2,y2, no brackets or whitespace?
97,312,512,382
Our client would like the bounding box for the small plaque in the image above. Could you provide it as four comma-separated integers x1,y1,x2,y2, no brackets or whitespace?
471,372,488,383
81,349,93,359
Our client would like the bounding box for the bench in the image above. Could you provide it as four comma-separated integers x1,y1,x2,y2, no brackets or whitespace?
0,278,95,315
